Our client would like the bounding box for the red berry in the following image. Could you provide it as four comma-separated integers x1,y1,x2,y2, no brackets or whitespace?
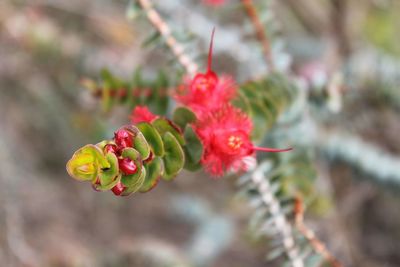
111,182,126,196
118,158,138,175
114,129,133,149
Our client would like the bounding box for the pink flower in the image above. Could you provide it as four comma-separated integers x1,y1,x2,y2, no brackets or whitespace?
203,0,226,6
175,29,236,117
131,106,158,124
194,105,292,177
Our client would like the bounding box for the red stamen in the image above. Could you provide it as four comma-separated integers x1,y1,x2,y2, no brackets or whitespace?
207,27,216,73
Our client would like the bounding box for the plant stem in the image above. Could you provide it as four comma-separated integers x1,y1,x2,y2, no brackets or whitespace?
294,196,343,267
241,0,275,71
252,162,304,267
136,0,199,76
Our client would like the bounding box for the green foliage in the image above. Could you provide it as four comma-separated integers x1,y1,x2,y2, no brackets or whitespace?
83,68,170,114
235,73,298,140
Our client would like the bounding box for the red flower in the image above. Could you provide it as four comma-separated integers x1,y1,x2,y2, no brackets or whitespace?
194,105,252,176
203,0,226,6
175,29,236,117
194,105,292,177
131,106,158,124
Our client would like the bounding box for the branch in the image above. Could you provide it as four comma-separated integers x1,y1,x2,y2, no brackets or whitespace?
294,196,343,267
241,0,275,71
250,162,304,267
136,0,198,76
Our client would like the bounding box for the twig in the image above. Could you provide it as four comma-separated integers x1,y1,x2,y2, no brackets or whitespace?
252,162,304,267
241,0,275,71
330,0,351,60
136,0,198,76
294,196,343,267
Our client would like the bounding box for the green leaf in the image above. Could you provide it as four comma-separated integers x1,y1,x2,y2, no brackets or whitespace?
162,132,185,180
183,125,203,171
98,152,120,188
93,174,121,192
66,145,108,181
172,107,197,129
119,148,145,192
122,166,146,196
137,122,165,157
152,118,185,146
133,128,151,160
121,147,142,162
140,157,163,192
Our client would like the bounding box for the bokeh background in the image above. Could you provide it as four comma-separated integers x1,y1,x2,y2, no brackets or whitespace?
1,1,400,267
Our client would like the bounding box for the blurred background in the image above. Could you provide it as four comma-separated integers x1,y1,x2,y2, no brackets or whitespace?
0,0,400,267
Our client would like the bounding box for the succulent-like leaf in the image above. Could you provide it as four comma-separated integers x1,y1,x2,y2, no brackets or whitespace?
140,157,163,192
66,145,109,181
152,118,185,146
162,132,185,180
98,152,120,188
137,122,165,156
172,107,197,129
133,128,151,159
183,125,203,171
122,166,146,196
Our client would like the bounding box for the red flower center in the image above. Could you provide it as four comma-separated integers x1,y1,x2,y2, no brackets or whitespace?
191,72,218,94
214,130,251,156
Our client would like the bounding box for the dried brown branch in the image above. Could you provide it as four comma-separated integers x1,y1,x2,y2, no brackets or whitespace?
136,0,198,76
241,0,275,71
294,196,343,267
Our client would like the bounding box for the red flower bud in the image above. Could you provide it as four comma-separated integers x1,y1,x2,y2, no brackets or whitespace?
104,144,119,155
114,129,133,149
111,181,126,196
118,158,138,175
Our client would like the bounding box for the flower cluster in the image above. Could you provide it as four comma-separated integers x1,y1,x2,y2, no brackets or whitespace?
99,128,146,195
175,30,291,177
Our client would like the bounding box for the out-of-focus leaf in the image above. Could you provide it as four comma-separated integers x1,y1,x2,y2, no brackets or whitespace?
173,106,197,129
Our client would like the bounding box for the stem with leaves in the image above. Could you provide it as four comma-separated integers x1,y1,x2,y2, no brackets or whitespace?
251,162,304,267
136,0,198,76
